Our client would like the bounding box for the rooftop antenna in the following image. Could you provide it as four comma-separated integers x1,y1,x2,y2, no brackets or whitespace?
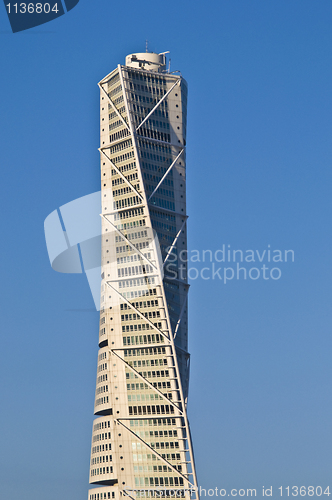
145,40,148,53
168,58,171,73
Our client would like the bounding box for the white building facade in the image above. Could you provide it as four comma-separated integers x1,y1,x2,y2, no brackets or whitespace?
88,52,198,500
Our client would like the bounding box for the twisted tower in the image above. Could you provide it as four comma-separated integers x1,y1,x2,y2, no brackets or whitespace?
88,52,198,500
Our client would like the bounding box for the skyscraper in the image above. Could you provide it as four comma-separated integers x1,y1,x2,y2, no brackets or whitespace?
88,52,198,500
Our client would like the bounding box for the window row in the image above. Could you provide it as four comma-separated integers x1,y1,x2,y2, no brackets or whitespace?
133,489,184,499
158,233,175,244
115,230,147,243
126,71,168,87
150,441,179,450
131,93,156,104
128,390,172,400
143,172,173,187
110,161,136,175
91,466,113,476
113,184,139,197
98,362,107,372
138,139,171,155
91,454,112,465
112,172,138,186
92,431,112,442
108,118,123,131
128,382,149,391
121,310,160,321
129,81,166,94
153,381,171,390
107,84,122,98
147,185,174,199
106,72,120,89
129,418,177,427
109,139,133,155
96,385,108,394
114,206,144,221
89,491,115,500
116,219,146,231
108,94,123,106
121,300,158,311
133,464,171,472
122,322,162,332
117,251,150,264
118,275,156,289
150,197,175,211
128,394,164,402
109,150,134,166
150,208,176,222
139,150,170,165
122,290,158,300
144,477,184,487
135,428,177,439
114,195,141,210
121,318,162,332
134,241,151,251
95,396,109,406
93,421,111,431
108,104,125,117
109,128,130,144
145,118,170,130
151,219,176,234
116,244,131,254
137,127,170,143
124,346,165,356
116,221,146,232
127,369,169,380
92,443,111,453
132,103,168,119
123,333,162,346
128,358,167,368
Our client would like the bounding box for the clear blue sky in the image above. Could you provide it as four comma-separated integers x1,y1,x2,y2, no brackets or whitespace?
1,1,332,498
